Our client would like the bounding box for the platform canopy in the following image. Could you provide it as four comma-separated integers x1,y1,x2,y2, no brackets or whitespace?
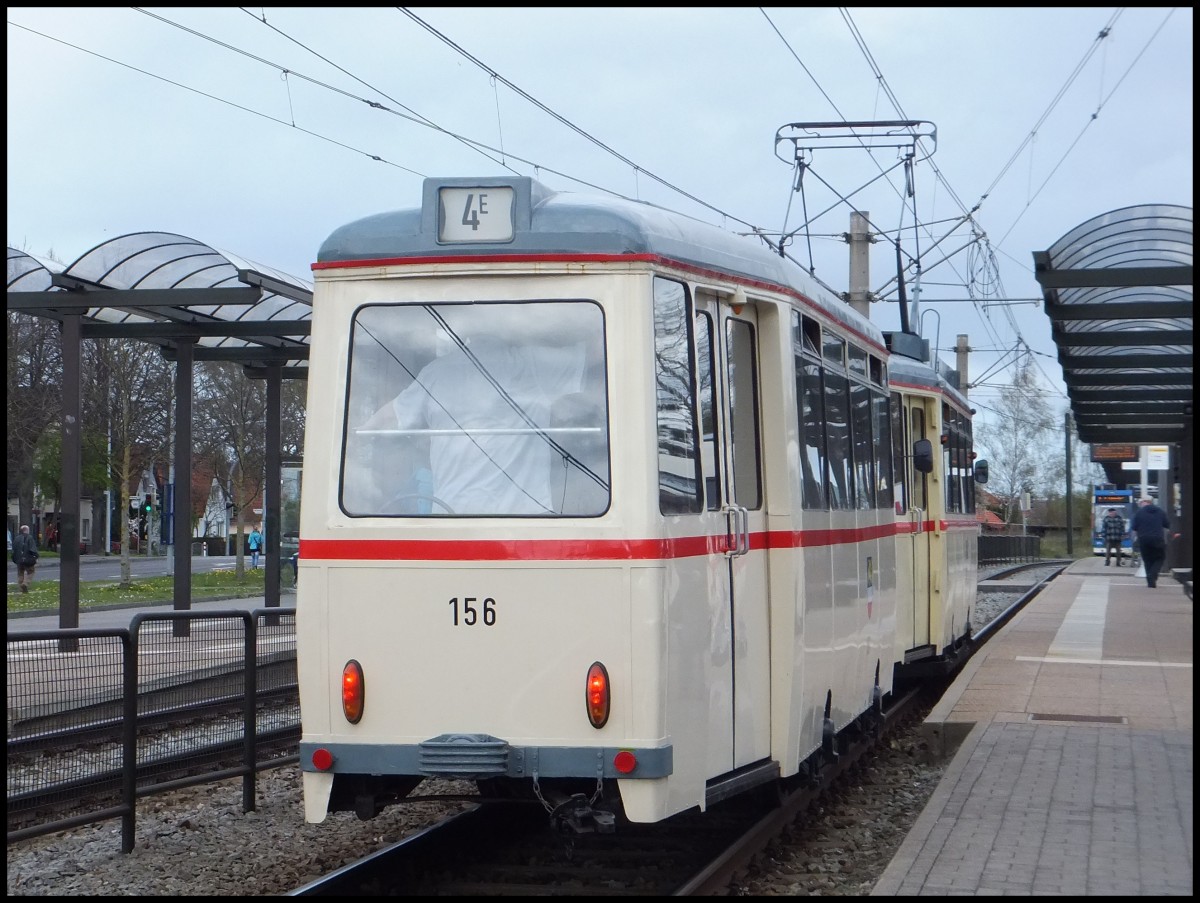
8,232,314,621
1033,204,1192,446
7,233,311,375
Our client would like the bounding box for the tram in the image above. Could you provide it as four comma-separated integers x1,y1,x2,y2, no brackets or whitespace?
295,176,986,831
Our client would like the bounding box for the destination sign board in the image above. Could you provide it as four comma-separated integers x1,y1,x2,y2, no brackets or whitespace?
1090,444,1139,463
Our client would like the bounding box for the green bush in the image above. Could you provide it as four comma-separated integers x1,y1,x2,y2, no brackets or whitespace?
1039,530,1092,560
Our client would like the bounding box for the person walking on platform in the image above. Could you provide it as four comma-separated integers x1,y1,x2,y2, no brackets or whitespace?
1101,507,1128,566
1131,497,1171,588
11,524,39,593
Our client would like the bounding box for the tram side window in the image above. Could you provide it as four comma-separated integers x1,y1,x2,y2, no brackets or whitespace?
850,379,875,509
654,278,703,514
792,312,830,509
872,389,893,511
341,300,609,517
793,313,827,510
726,319,762,510
847,347,872,509
889,394,906,513
869,357,892,512
964,419,976,514
695,311,720,510
941,405,975,515
952,411,964,514
942,404,957,513
910,407,927,511
824,369,853,510
821,333,852,509
795,354,828,510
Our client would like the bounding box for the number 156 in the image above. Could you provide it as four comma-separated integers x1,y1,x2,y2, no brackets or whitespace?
448,596,496,626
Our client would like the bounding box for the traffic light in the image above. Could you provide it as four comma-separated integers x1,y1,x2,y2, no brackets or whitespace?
144,494,153,514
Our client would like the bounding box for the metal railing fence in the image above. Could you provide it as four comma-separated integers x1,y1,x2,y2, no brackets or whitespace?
6,608,297,852
978,534,1042,564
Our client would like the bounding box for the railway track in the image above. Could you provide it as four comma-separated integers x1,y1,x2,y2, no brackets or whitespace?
6,656,300,839
287,561,1067,896
9,562,1068,882
287,685,936,896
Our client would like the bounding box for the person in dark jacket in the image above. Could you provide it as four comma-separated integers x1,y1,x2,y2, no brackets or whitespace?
1130,498,1171,588
1101,507,1128,566
11,524,39,593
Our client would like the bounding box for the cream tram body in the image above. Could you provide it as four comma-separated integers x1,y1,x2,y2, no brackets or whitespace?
888,354,981,678
297,177,977,827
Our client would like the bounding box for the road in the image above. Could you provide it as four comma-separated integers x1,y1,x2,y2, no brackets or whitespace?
7,554,250,584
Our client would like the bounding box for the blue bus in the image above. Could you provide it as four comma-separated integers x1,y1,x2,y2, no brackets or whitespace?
1092,486,1134,557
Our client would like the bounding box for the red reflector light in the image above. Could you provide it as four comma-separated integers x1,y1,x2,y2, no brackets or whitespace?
585,661,610,728
613,750,636,774
311,748,334,771
342,660,365,724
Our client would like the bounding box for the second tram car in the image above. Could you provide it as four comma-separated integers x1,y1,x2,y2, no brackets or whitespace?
296,176,986,830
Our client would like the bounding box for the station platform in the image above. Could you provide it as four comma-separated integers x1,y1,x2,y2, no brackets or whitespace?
872,555,1193,896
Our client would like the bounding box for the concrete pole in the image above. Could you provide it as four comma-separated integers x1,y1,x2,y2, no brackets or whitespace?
847,211,871,319
955,334,970,396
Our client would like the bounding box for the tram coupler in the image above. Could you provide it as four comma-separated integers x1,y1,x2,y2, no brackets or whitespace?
870,684,885,735
549,794,617,834
822,690,840,763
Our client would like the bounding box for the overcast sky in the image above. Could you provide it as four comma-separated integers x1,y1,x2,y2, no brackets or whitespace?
7,7,1194,442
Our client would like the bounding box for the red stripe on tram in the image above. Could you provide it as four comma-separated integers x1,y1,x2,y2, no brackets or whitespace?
301,521,912,563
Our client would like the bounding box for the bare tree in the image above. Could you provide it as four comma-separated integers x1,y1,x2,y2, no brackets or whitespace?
280,377,307,459
93,338,172,587
974,358,1057,525
7,311,63,536
195,362,267,579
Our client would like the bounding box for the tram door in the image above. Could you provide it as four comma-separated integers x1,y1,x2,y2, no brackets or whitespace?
694,291,771,772
904,400,933,652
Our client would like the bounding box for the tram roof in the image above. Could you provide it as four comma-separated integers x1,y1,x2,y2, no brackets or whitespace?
1034,204,1192,446
317,176,885,347
888,352,971,412
7,235,312,375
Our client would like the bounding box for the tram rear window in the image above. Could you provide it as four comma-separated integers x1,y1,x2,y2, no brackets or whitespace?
340,300,610,517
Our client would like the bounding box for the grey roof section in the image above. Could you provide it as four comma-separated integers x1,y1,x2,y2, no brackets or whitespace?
1034,204,1193,445
888,352,972,413
319,176,886,349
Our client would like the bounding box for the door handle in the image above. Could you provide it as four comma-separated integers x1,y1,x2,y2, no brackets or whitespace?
725,505,749,558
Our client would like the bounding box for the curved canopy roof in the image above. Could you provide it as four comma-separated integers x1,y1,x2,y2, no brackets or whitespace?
1034,204,1192,445
7,247,64,290
7,233,312,373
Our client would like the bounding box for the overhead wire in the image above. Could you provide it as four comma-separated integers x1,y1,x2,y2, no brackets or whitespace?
993,7,1178,247
829,6,1170,402
833,22,1010,364
395,6,767,235
11,7,1172,409
759,8,928,280
6,18,429,179
766,4,1010,366
404,6,1125,395
16,10,758,232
